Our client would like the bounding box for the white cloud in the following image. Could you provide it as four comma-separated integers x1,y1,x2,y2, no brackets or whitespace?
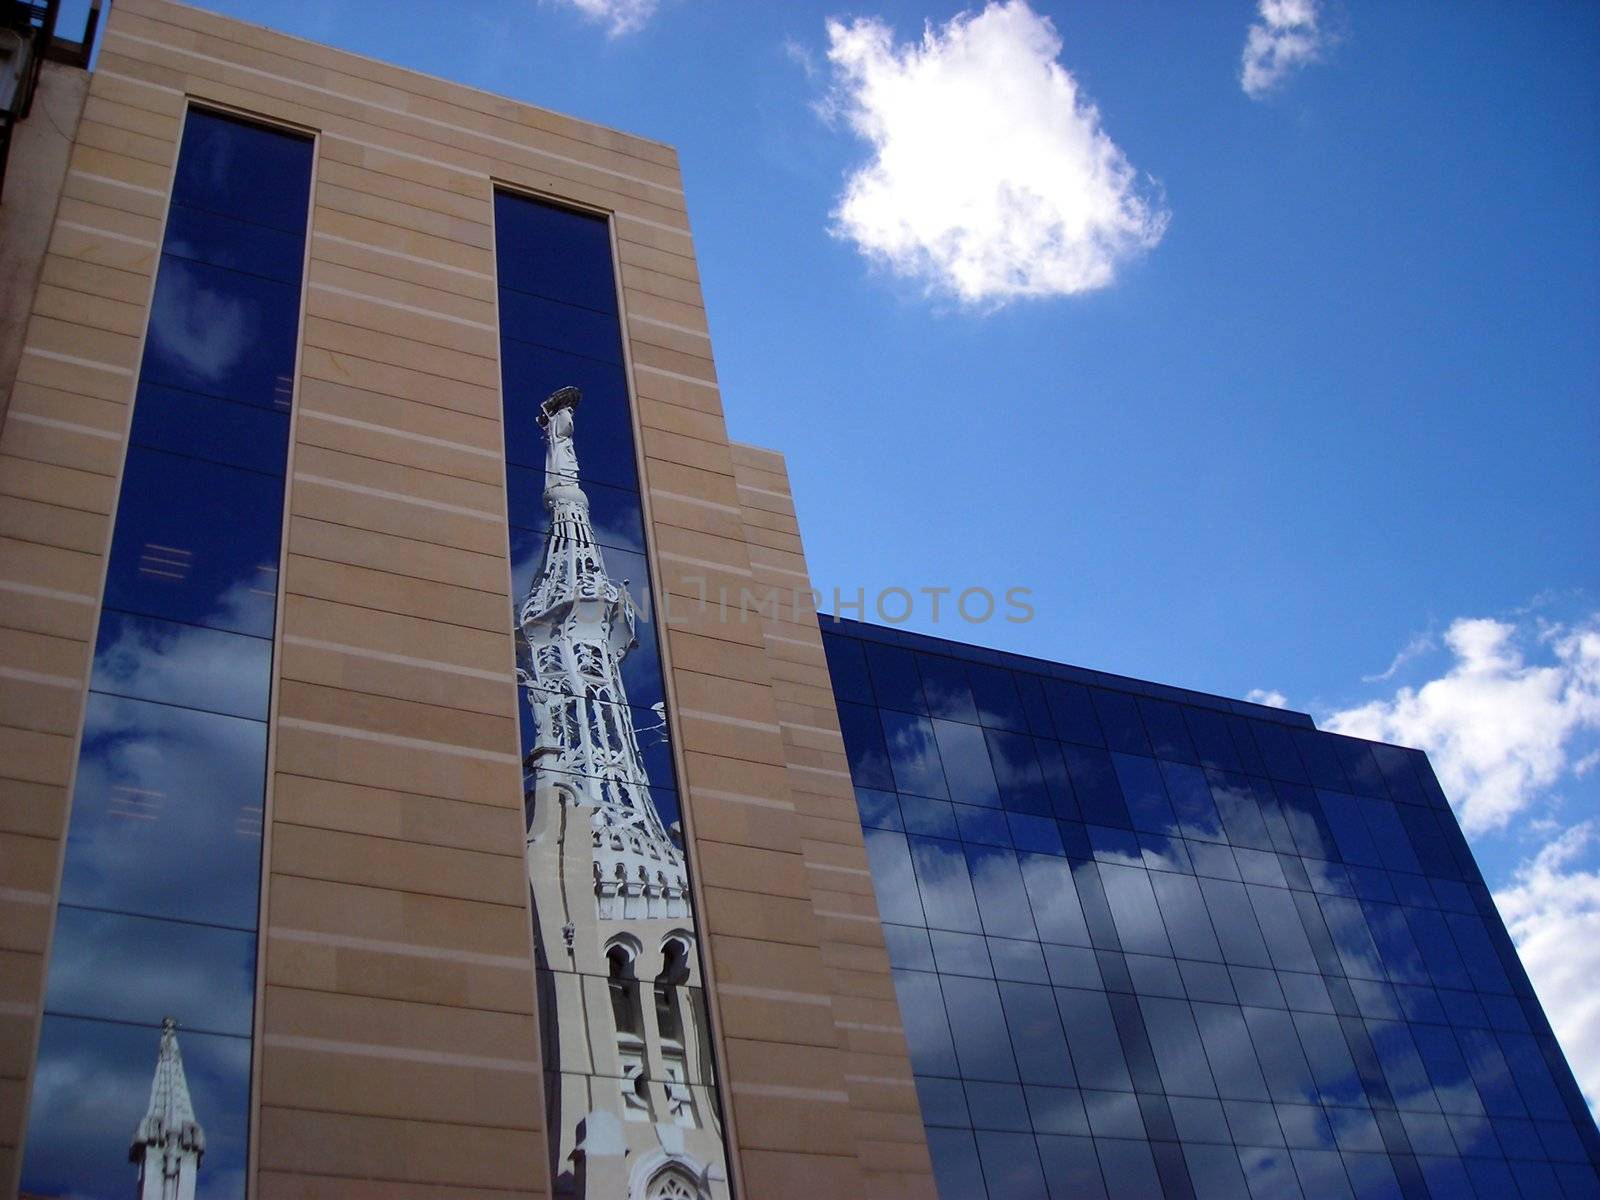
1361,630,1435,684
1326,615,1600,834
553,0,657,37
1493,823,1600,1111
1246,688,1289,708
820,1,1168,305
1240,0,1326,100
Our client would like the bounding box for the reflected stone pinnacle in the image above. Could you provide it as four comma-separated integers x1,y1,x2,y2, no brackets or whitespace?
538,385,582,427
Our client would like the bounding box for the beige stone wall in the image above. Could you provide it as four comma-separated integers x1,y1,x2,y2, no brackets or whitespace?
0,1,932,1195
727,443,938,1200
0,62,91,429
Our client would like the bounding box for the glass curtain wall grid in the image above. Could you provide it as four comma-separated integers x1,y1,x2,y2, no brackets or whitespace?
18,109,313,1200
822,616,1600,1200
493,190,731,1200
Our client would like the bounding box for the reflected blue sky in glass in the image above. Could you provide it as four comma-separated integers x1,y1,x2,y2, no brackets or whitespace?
62,694,265,928
824,624,1600,1198
23,106,310,1200
20,1016,250,1200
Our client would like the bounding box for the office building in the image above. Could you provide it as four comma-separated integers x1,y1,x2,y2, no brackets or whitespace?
0,1,1593,1197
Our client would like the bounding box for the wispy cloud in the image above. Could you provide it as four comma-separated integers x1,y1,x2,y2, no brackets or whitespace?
552,0,658,38
1326,614,1600,834
1493,823,1600,1112
1240,0,1326,100
818,0,1168,306
1361,630,1435,684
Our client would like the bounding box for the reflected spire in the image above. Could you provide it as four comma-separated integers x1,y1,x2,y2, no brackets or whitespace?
517,386,689,922
130,1017,205,1200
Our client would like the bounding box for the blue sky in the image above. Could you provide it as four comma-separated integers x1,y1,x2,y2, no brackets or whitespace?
79,0,1598,1102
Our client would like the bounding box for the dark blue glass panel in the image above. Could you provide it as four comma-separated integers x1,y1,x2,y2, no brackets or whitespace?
493,190,618,314
987,729,1052,815
19,1016,251,1200
855,786,902,831
1293,729,1351,792
1182,1142,1250,1198
1034,738,1080,820
909,836,982,933
1057,988,1134,1092
1044,680,1104,747
1019,853,1091,947
967,1081,1032,1131
969,664,1028,732
60,694,266,928
1243,1007,1319,1104
990,936,1050,983
1206,771,1274,852
163,203,306,284
1096,1138,1165,1200
1274,782,1341,861
884,924,935,970
1009,812,1064,855
821,633,874,704
497,288,621,363
884,711,949,799
918,654,978,721
932,930,993,978
895,969,958,1076
968,845,1038,940
955,812,1003,851
864,829,925,926
1091,690,1152,756
1000,982,1076,1087
1401,908,1473,992
1113,753,1179,835
1152,872,1224,962
42,907,255,1035
1185,708,1245,774
141,256,301,409
837,701,894,789
1098,863,1174,957
1140,699,1199,764
90,612,270,720
915,1075,969,1126
903,794,960,839
1141,996,1218,1097
1250,722,1309,785
1064,746,1133,829
498,339,638,490
129,383,290,474
1013,672,1056,738
935,718,1000,807
1201,879,1273,969
172,109,313,231
1037,1134,1108,1199
943,975,1020,1082
1317,791,1384,869
863,642,926,714
103,448,283,638
977,1129,1050,1199
1165,761,1228,843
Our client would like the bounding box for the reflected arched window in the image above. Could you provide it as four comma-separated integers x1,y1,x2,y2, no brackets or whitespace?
645,1167,698,1200
654,936,691,1046
606,942,642,1038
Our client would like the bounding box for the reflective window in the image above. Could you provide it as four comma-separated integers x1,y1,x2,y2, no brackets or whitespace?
825,618,1600,1198
497,192,730,1190
21,107,310,1200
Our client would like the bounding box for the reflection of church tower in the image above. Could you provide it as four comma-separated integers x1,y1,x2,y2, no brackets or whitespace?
130,1018,205,1200
517,387,727,1200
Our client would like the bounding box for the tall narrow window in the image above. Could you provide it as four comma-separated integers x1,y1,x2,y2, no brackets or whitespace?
495,191,729,1197
20,108,311,1200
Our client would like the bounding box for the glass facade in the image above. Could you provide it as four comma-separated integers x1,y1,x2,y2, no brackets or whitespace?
494,192,730,1198
823,616,1600,1200
19,110,313,1198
